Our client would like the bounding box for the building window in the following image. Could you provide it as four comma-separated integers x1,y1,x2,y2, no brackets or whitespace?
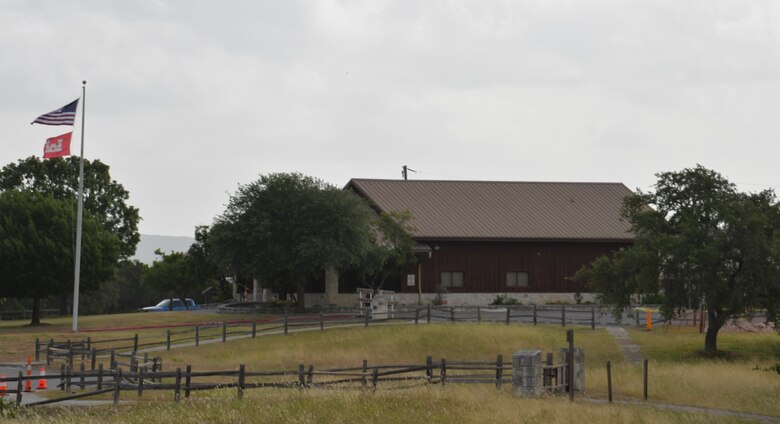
506,272,529,288
440,271,464,288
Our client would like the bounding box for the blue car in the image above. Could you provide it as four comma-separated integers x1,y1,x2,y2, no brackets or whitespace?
140,298,198,312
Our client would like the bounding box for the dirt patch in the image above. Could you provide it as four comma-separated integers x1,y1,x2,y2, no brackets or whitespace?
719,318,776,333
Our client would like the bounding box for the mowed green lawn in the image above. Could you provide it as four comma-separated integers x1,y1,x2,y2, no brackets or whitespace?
2,313,778,422
0,311,274,363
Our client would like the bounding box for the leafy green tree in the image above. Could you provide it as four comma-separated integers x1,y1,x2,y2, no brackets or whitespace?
358,210,417,291
575,166,780,354
210,173,377,311
144,250,200,309
0,191,119,325
80,260,152,314
187,226,233,300
0,156,140,258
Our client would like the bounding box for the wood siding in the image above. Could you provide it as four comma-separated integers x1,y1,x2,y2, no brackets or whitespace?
398,240,629,294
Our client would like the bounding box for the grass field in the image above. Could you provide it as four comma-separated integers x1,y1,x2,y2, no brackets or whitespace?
1,313,778,422
0,311,274,363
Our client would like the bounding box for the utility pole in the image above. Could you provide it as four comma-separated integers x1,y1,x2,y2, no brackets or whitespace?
402,165,416,180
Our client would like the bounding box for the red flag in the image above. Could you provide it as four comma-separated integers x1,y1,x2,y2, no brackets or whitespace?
43,132,72,159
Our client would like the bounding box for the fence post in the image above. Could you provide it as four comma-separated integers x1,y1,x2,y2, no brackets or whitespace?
238,364,245,399
427,305,431,323
68,347,74,368
477,306,481,323
81,339,86,361
643,359,648,401
607,361,612,403
426,356,433,382
284,312,289,335
46,339,53,366
113,368,122,407
174,368,182,402
185,365,192,399
15,370,23,406
298,364,305,388
414,307,419,325
450,307,455,322
562,305,566,327
567,330,574,400
440,358,447,386
320,312,324,331
97,363,103,390
151,358,159,383
65,365,72,393
91,348,97,370
372,368,378,389
80,362,86,389
87,336,91,352
364,309,369,327
195,326,200,347
591,307,596,330
166,330,171,351
133,334,138,352
506,306,511,325
222,322,227,342
138,366,144,397
59,363,65,391
361,359,368,389
252,322,257,338
307,365,314,387
35,338,40,362
495,354,503,389
110,349,116,369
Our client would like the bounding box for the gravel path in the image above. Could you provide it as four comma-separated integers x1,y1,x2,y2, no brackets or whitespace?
605,326,646,364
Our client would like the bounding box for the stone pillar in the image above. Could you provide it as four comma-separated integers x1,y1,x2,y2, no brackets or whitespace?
558,348,585,392
325,267,339,305
512,350,542,396
252,279,259,302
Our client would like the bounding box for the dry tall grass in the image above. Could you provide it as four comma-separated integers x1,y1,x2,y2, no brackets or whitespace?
15,385,762,424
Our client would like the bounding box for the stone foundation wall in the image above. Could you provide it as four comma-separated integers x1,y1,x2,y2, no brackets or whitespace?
304,292,598,308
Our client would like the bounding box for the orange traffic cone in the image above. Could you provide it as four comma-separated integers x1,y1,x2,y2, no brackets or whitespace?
24,363,32,392
36,368,47,390
0,372,7,397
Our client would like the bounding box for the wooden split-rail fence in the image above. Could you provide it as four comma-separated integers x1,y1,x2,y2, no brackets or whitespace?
1,353,581,408
36,305,607,366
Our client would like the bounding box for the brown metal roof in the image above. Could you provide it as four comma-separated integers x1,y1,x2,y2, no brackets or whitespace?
347,179,634,241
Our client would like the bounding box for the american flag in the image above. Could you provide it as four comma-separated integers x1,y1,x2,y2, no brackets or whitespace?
31,99,79,126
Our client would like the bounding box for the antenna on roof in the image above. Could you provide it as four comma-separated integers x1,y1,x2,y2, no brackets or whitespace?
402,165,417,181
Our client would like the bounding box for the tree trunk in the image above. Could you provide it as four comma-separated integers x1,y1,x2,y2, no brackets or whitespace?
59,294,68,316
296,275,306,313
30,296,41,326
218,278,232,299
704,306,723,354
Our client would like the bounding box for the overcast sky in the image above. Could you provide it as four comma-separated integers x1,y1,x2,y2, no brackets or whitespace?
3,1,779,237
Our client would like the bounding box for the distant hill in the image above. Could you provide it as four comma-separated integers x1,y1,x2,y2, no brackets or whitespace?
131,234,196,264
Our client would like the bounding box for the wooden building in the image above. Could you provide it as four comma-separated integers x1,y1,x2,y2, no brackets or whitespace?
330,179,635,305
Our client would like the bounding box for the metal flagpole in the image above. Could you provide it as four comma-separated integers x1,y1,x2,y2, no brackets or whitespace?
72,80,86,333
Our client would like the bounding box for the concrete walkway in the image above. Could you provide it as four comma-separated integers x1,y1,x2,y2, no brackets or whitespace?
584,397,780,424
604,326,646,364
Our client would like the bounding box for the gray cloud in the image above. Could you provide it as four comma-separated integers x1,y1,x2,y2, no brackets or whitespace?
2,0,779,236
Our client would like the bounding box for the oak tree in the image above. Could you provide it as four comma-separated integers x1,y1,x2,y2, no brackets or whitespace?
575,166,780,354
0,191,119,325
